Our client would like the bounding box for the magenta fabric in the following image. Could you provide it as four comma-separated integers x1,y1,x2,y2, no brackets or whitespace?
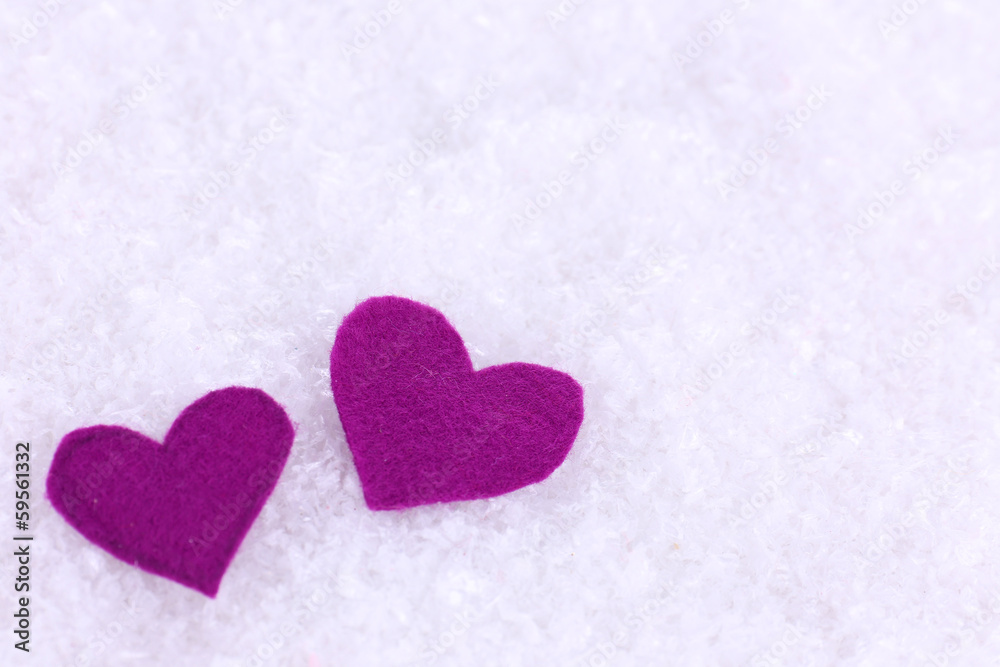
46,387,294,597
330,295,585,510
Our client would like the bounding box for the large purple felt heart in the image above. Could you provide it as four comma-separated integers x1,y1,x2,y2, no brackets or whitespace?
46,387,294,597
330,296,585,510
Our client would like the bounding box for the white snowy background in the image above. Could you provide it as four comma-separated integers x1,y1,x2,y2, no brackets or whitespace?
2,0,1000,665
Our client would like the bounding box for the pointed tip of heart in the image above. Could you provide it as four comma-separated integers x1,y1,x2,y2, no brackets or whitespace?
195,577,222,598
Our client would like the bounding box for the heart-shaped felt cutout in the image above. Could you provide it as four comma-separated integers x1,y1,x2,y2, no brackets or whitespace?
330,296,584,510
46,387,294,597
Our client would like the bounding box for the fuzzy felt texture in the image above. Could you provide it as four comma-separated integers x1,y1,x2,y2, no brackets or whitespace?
331,296,584,509
45,387,295,597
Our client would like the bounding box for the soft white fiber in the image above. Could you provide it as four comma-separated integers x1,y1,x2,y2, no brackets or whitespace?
3,0,1000,665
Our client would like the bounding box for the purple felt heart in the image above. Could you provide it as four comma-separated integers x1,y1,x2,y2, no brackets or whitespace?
46,387,294,597
330,296,584,510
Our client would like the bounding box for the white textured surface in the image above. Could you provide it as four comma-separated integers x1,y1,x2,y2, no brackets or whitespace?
3,0,1000,665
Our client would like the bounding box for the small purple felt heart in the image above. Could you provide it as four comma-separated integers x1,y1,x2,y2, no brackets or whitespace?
46,387,294,597
330,296,584,510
